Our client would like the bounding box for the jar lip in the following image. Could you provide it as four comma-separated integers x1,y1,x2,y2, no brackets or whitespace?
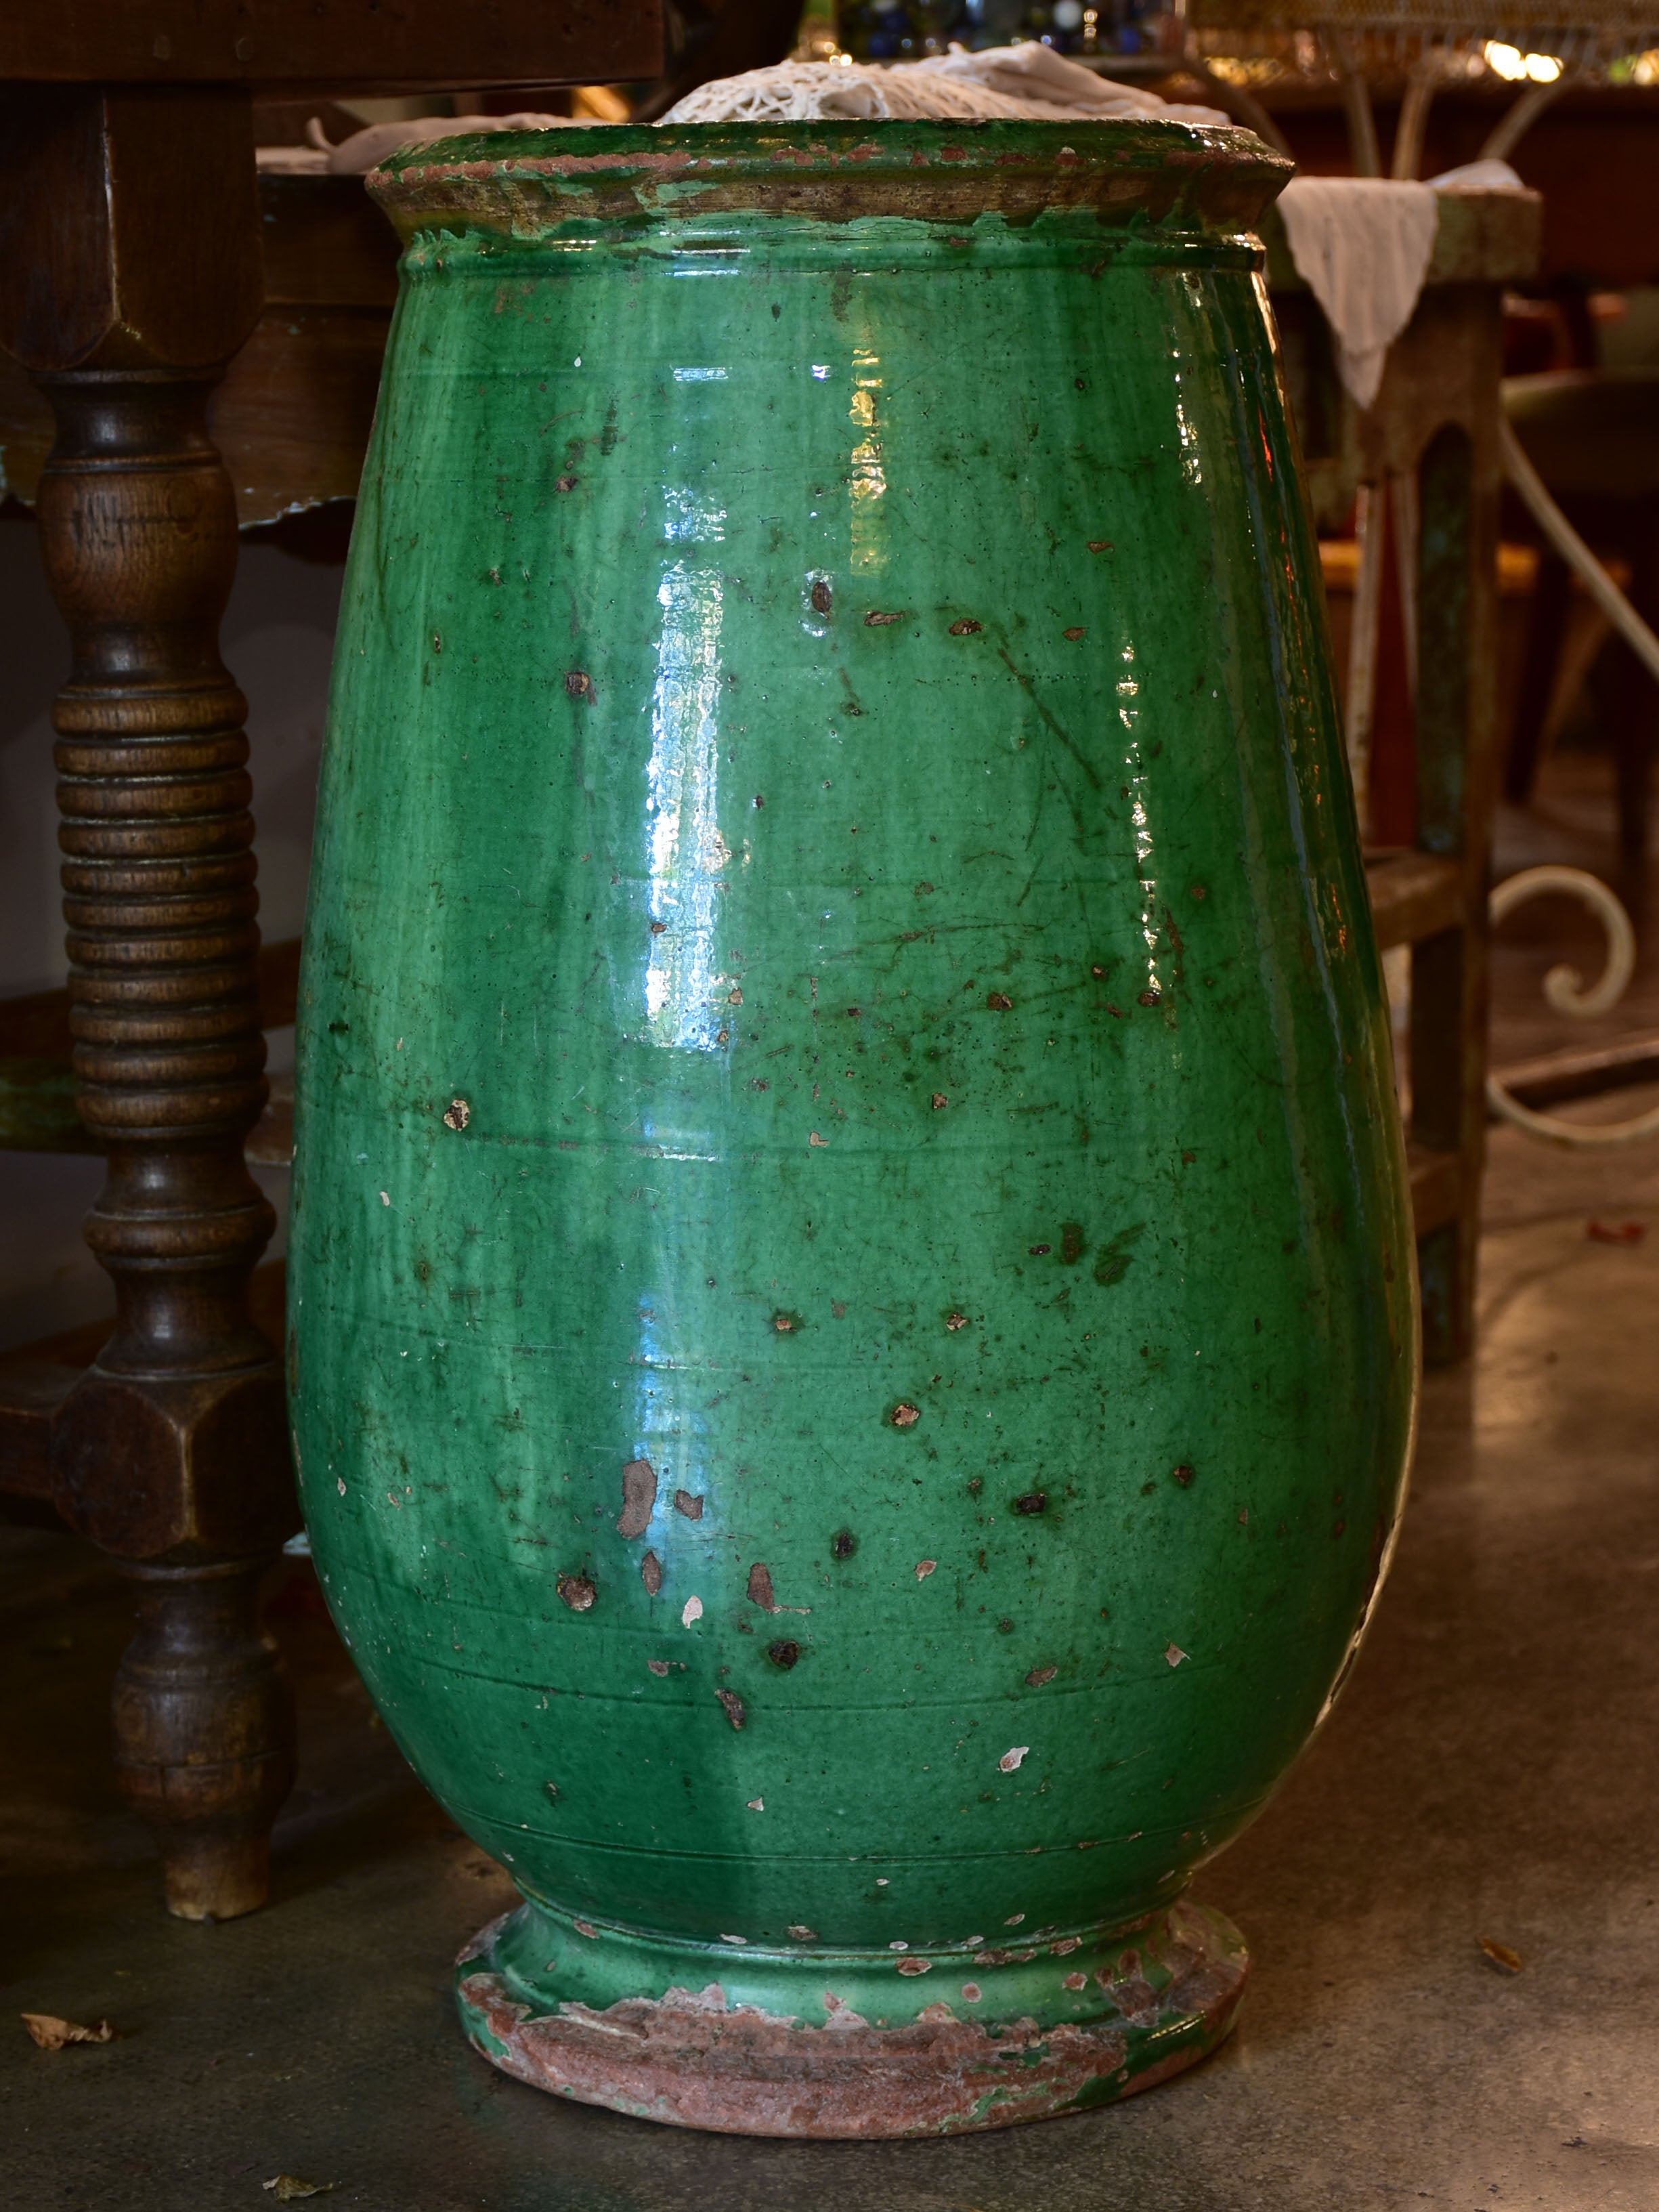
367,116,1293,240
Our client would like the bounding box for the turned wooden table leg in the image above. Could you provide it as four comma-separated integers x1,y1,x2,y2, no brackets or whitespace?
113,1561,293,1918
43,326,298,1929
0,89,297,1918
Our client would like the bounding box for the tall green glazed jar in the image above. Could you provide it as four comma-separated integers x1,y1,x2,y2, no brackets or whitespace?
289,121,1416,2138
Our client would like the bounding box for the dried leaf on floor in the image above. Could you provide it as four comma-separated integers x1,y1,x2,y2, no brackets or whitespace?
1587,1219,1645,1244
1478,1936,1524,1974
262,2180,338,2202
21,2013,114,2049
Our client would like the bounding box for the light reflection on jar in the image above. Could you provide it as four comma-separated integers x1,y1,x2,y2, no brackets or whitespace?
1119,641,1163,998
850,346,886,574
642,481,733,1051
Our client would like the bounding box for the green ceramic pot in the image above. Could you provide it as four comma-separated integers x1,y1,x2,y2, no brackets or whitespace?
288,120,1417,2138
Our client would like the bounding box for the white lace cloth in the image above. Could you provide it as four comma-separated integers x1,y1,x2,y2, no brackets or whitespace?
662,45,1225,126
257,43,1227,171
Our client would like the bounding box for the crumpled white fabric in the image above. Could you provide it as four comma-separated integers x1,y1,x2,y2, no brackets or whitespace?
326,112,584,174
1276,179,1439,412
1276,160,1526,411
257,111,587,176
663,43,1226,126
1428,157,1529,195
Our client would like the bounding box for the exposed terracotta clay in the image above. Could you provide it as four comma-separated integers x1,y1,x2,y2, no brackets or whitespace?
456,1902,1246,2139
618,1458,657,1538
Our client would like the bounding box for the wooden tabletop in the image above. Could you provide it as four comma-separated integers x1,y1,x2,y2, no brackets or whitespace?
0,1,662,93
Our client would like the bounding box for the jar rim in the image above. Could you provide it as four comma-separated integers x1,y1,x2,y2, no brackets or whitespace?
367,116,1292,242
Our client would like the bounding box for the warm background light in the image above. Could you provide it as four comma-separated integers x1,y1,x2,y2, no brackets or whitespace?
1482,38,1564,79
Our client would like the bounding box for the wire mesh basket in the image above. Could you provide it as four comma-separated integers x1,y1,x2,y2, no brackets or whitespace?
1190,0,1659,81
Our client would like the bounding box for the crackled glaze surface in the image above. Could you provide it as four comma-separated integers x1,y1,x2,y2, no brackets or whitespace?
288,121,1416,2132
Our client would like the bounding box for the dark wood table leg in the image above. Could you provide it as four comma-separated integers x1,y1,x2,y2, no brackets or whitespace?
0,87,297,1918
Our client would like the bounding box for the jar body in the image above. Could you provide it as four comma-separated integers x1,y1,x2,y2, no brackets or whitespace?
289,121,1415,2135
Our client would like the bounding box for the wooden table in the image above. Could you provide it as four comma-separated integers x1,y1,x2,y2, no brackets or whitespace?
0,1,662,1924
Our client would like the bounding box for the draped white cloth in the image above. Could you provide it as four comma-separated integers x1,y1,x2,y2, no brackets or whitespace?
1276,162,1527,410
1276,178,1440,410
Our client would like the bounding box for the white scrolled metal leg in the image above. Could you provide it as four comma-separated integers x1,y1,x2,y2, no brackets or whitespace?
1500,421,1659,694
1486,866,1659,1147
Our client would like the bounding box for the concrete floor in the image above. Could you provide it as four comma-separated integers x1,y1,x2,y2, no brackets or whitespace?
6,1137,1659,2210
7,752,1659,2210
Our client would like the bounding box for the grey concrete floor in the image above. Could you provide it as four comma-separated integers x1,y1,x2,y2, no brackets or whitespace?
5,1115,1659,2211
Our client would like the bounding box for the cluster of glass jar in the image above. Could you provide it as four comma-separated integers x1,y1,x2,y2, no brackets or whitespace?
835,0,1178,64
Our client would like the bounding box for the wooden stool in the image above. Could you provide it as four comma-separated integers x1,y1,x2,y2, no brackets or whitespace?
1266,186,1541,1361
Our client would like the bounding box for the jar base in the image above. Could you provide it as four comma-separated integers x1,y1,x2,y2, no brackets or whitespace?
454,1894,1248,2137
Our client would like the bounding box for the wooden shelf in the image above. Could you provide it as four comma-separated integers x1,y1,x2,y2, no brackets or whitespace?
1408,1142,1463,1239
1365,851,1465,952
